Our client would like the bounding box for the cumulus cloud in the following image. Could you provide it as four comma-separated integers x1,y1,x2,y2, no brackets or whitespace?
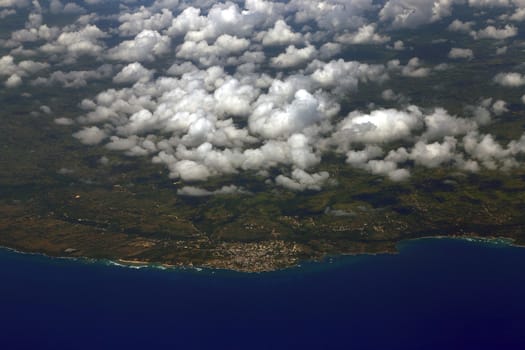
336,24,390,45
335,106,424,146
379,0,455,28
366,160,410,181
448,48,474,60
496,46,508,55
510,7,525,21
54,117,74,125
463,132,513,170
470,25,518,39
271,45,317,69
448,19,475,33
176,34,250,66
73,126,107,145
287,0,374,32
260,19,302,46
108,30,170,62
494,72,525,86
0,9,15,18
308,59,388,93
32,65,113,88
5,73,22,87
0,55,49,77
346,145,384,166
249,90,322,139
381,89,405,102
113,62,154,84
275,169,330,191
492,100,508,115
468,0,512,7
400,58,431,78
40,25,107,61
422,108,479,141
49,0,86,15
177,185,247,196
118,8,173,36
392,40,405,50
409,137,457,168
5,0,524,191
0,0,30,8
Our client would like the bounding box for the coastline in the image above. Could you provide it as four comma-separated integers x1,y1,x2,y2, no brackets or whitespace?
3,230,525,350
0,233,522,274
407,234,518,246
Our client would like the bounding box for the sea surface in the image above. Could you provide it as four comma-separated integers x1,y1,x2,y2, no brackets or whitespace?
1,238,524,349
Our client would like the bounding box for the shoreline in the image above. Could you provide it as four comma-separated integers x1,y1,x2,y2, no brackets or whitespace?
408,234,518,246
0,234,522,274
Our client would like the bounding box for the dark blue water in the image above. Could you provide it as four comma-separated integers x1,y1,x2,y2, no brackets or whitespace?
1,238,524,349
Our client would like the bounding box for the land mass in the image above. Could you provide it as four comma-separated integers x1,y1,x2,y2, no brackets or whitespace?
2,147,525,272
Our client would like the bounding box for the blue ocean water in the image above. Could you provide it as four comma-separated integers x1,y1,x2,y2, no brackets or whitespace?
1,238,524,349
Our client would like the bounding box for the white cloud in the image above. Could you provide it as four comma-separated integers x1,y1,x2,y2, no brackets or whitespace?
118,8,173,36
50,1,86,15
496,46,508,55
108,30,170,62
177,185,247,196
346,145,384,166
393,40,405,50
468,0,511,7
249,89,323,139
32,65,113,88
470,24,518,39
73,126,107,145
22,0,520,190
336,24,390,45
55,117,74,125
287,0,374,32
510,7,525,21
494,72,525,86
381,89,403,101
113,62,154,84
176,34,250,66
448,48,474,60
0,55,49,84
463,132,512,169
0,0,30,7
308,59,388,92
172,159,212,181
422,108,478,141
364,160,410,181
492,100,508,115
401,57,431,78
271,45,317,69
379,0,455,28
448,19,475,33
275,169,330,191
0,9,15,18
40,25,107,60
260,19,302,46
335,106,424,146
182,2,261,42
5,73,22,87
409,137,457,168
